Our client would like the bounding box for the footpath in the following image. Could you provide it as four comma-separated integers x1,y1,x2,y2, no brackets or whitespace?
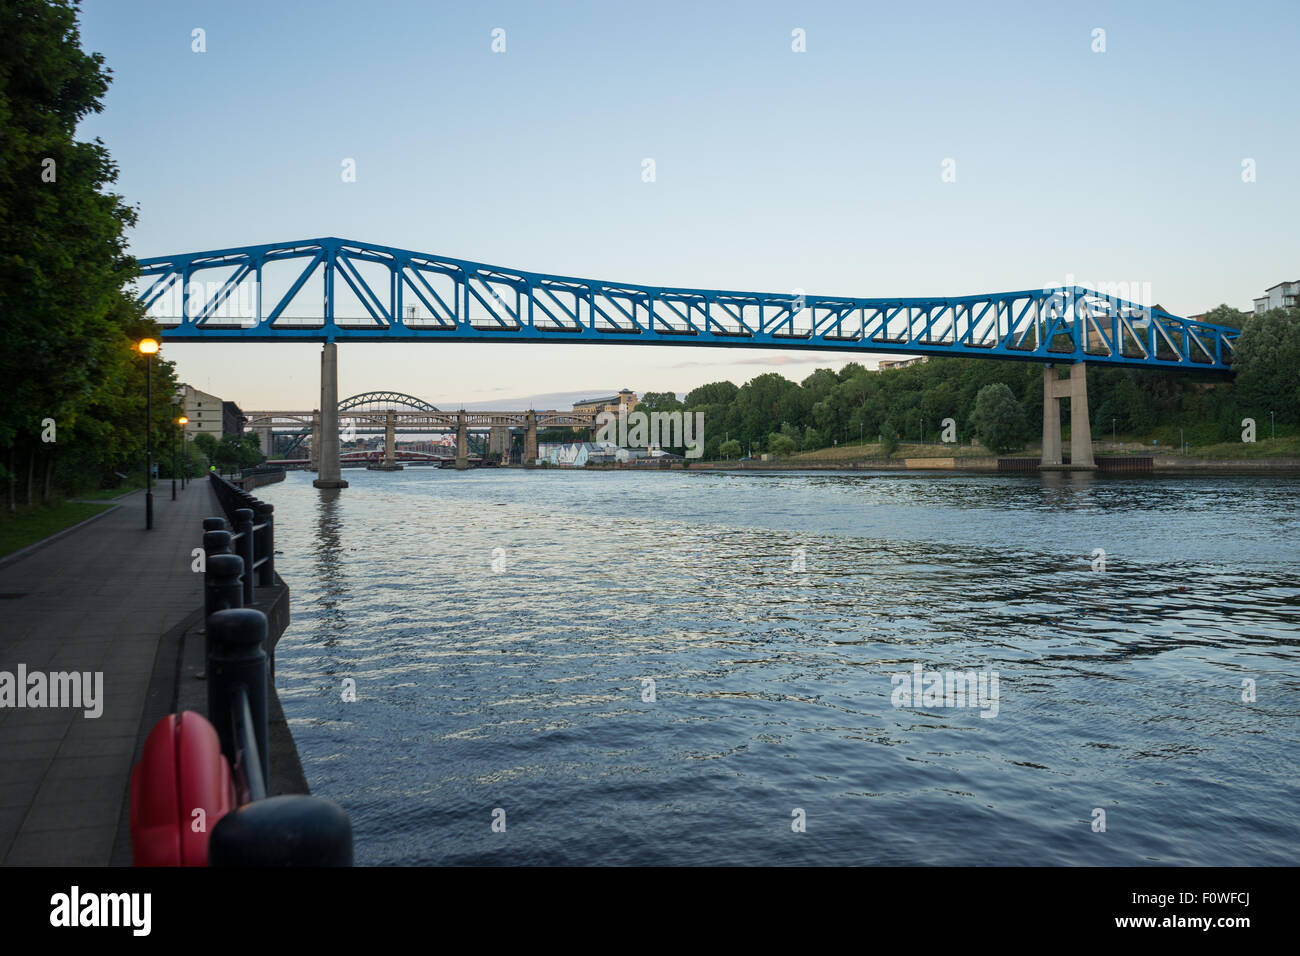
0,483,215,865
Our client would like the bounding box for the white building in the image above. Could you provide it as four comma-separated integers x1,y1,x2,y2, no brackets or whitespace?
1253,280,1299,316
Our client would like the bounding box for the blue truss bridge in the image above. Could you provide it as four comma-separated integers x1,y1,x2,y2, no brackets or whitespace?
135,236,1240,486
136,237,1237,372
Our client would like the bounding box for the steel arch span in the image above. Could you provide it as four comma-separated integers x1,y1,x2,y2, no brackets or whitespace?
136,236,1239,372
337,391,440,413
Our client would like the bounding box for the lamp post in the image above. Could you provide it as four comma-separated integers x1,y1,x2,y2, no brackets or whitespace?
172,414,189,498
178,416,189,488
1112,418,1117,446
138,338,159,529
1270,410,1275,442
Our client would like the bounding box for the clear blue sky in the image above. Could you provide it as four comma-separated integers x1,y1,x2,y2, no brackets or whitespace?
78,0,1300,410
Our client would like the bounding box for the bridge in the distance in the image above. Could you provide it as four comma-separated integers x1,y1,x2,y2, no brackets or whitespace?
136,236,1241,485
244,390,596,469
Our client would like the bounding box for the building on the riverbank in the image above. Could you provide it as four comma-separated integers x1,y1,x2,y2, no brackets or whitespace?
572,389,638,417
177,386,247,439
179,385,224,439
1253,280,1299,315
878,357,927,371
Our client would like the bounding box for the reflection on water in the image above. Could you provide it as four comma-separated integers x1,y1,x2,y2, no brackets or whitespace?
257,468,1300,865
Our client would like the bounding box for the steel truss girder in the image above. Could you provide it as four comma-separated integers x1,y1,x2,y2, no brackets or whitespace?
137,237,1238,371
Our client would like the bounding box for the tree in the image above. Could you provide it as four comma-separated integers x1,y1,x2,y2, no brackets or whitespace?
719,439,741,459
879,418,899,458
969,383,1028,453
0,0,160,507
192,431,219,464
1234,307,1300,425
637,391,683,413
768,433,797,457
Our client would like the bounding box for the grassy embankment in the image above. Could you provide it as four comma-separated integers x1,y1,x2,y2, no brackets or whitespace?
743,434,1300,465
0,478,143,557
0,501,112,558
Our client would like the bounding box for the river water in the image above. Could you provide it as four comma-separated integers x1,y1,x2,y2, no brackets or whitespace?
255,467,1300,865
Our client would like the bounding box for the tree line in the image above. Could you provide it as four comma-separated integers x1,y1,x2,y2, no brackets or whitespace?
626,302,1298,459
1,1,186,510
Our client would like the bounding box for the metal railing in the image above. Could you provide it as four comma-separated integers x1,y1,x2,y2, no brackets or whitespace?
198,491,353,865
208,473,275,605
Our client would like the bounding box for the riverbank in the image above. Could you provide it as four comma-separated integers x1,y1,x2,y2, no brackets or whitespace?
689,455,1300,474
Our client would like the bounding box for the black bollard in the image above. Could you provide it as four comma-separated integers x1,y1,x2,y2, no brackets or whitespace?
203,517,227,533
208,796,354,867
204,552,244,625
206,607,268,785
203,528,232,560
233,508,255,605
253,501,275,586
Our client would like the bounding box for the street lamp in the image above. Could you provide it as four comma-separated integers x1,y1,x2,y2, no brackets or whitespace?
178,416,189,488
138,338,159,530
1270,410,1275,442
172,414,188,499
1112,418,1117,446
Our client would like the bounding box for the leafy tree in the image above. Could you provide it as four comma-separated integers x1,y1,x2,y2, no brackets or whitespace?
969,383,1028,453
718,439,741,459
0,0,164,507
684,381,738,407
879,418,899,458
637,391,683,413
192,431,219,463
768,433,797,457
1234,307,1300,425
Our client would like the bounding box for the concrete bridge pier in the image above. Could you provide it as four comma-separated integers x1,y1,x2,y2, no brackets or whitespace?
488,426,511,459
312,342,349,488
258,426,274,457
524,410,538,466
455,411,469,470
384,410,396,465
1041,362,1096,470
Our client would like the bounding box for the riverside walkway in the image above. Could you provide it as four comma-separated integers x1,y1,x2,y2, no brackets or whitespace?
0,482,215,865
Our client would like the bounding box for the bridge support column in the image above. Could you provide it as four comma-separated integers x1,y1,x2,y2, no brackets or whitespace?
524,411,538,467
313,342,349,489
1040,363,1095,471
259,427,274,457
385,411,396,465
455,411,469,470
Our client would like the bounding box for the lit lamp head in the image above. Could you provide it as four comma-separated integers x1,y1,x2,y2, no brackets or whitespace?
138,338,160,355
178,416,189,425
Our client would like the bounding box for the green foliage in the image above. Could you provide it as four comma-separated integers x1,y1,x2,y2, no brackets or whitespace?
969,383,1028,453
637,391,683,413
719,439,741,459
0,0,176,507
1233,308,1300,423
879,418,899,458
768,432,797,457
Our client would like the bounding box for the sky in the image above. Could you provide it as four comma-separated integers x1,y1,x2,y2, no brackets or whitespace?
77,0,1300,412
